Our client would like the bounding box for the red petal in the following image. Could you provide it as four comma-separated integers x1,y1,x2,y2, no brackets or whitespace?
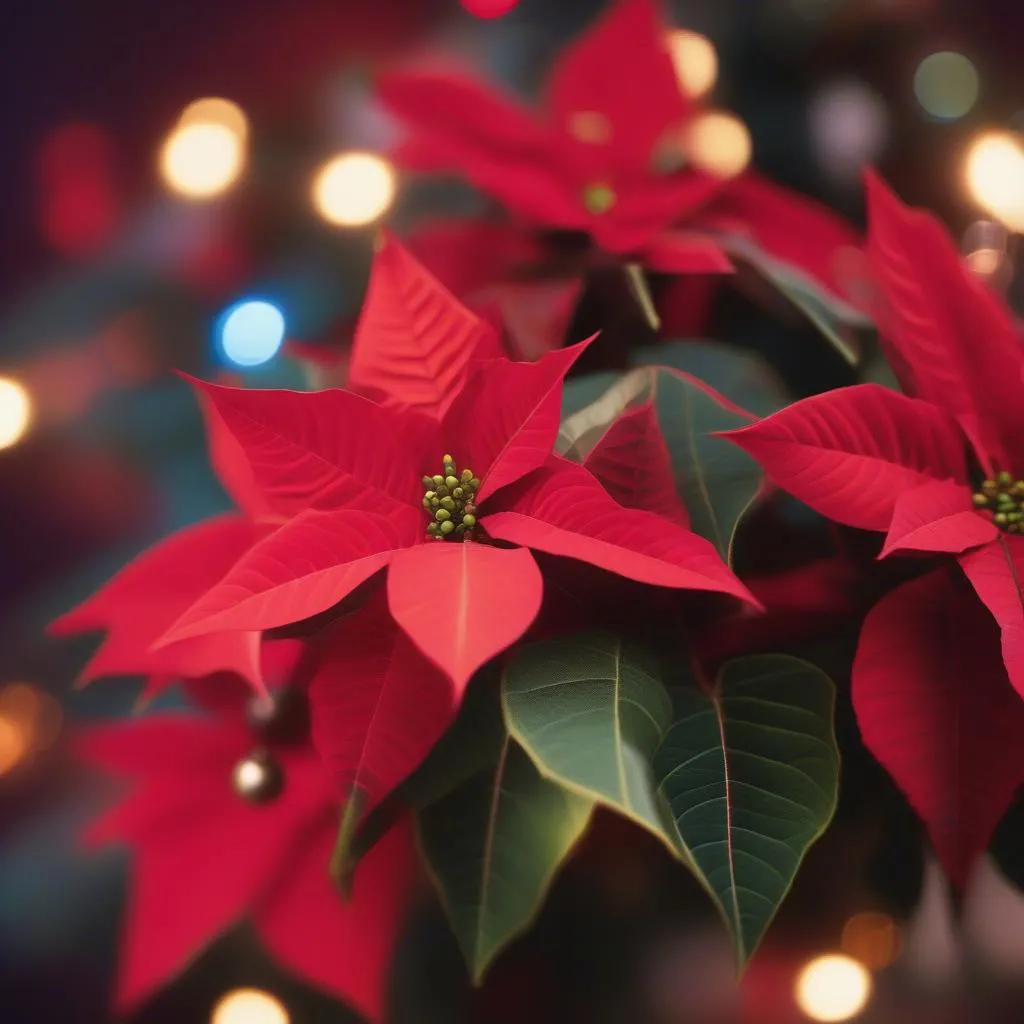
387,542,543,690
159,508,421,644
184,375,431,518
445,339,593,504
50,516,266,691
723,384,968,532
959,536,1024,699
865,171,1024,467
379,70,584,228
484,458,756,604
349,232,497,418
641,231,734,275
254,816,416,1023
547,0,688,174
583,400,690,527
309,593,456,815
881,479,997,557
853,567,1024,886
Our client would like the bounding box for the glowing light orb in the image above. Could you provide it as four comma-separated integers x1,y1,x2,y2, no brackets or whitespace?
964,131,1024,232
794,955,872,1022
218,300,286,367
840,912,902,970
211,989,289,1024
0,377,33,450
914,52,979,122
160,122,244,199
312,152,396,227
179,97,249,141
685,111,752,179
668,30,718,100
460,0,520,17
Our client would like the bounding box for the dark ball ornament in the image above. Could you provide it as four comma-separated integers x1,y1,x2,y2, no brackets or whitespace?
231,748,285,804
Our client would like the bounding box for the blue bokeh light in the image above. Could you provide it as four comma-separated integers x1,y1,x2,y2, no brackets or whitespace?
217,299,286,367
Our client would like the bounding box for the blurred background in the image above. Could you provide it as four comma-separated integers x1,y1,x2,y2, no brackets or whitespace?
3,0,1024,1021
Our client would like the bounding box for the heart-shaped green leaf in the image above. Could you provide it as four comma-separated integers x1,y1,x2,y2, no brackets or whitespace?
417,736,592,984
503,632,678,853
654,655,839,966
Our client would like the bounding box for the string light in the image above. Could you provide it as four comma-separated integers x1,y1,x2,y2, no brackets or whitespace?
311,152,396,227
685,111,752,179
0,377,33,451
964,131,1024,232
667,30,718,100
914,52,979,122
217,300,286,367
211,989,289,1024
794,954,872,1022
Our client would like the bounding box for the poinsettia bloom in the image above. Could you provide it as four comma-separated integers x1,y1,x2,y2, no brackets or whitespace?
77,683,416,1019
157,241,756,693
723,170,1024,883
378,0,858,300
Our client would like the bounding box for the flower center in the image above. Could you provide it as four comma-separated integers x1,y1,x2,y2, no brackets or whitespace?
972,471,1024,533
422,454,480,541
582,181,616,215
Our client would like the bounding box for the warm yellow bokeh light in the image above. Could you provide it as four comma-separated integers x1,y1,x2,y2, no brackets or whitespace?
179,97,249,141
794,955,872,1022
965,132,1024,232
0,716,28,776
312,152,396,227
160,122,245,199
0,377,33,451
668,29,718,100
686,111,752,179
211,988,289,1024
840,912,902,970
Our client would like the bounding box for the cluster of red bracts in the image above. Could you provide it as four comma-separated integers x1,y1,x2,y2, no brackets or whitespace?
53,0,1024,1018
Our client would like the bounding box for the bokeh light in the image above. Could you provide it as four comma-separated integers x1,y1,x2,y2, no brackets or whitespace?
211,989,289,1024
963,219,1011,282
840,912,902,970
914,52,979,122
964,131,1024,232
809,80,888,185
668,29,718,100
460,0,520,17
218,300,286,367
311,152,396,227
160,122,245,199
0,682,62,777
685,111,752,179
0,377,33,451
794,955,872,1022
179,97,249,140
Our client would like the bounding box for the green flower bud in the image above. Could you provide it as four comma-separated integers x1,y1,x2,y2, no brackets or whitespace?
464,503,476,515
436,485,450,498
422,475,434,488
441,497,456,511
998,492,1015,506
427,522,441,536
1010,512,1024,523
999,470,1013,486
443,454,455,465
422,497,432,509
456,523,467,533
461,469,474,482
973,493,989,507
440,519,456,535
432,474,444,487
445,475,459,488
435,508,451,522
453,487,464,499
462,514,477,528
469,477,481,490
995,512,1009,525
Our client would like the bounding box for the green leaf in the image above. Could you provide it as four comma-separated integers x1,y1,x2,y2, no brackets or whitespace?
630,340,788,418
654,655,839,966
503,632,679,853
418,737,592,983
560,370,625,420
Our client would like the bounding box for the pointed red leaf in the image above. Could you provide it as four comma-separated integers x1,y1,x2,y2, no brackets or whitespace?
387,541,543,689
50,516,266,691
483,458,756,604
474,278,583,360
349,233,497,418
865,170,1024,467
852,567,1024,886
309,593,456,816
642,231,733,275
444,338,592,504
159,508,421,645
254,816,416,1022
583,400,690,527
185,376,432,518
881,479,997,557
723,384,968,532
959,536,1024,699
547,0,687,173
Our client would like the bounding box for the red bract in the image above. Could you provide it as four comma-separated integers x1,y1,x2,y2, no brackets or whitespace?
158,238,757,693
78,699,415,1020
722,170,1024,880
378,0,855,293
